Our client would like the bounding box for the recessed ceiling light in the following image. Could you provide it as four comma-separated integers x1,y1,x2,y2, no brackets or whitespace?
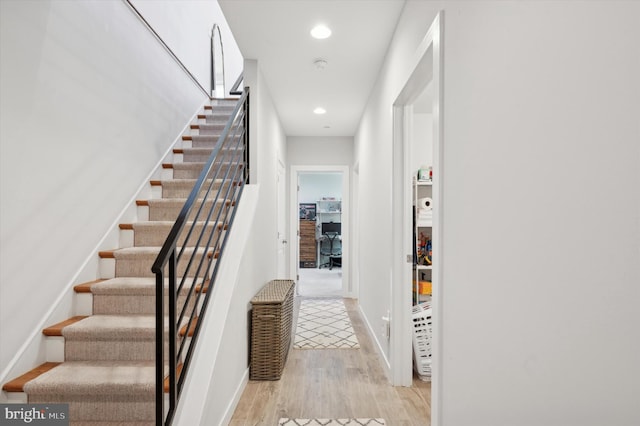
314,107,326,115
324,125,331,129
311,25,331,39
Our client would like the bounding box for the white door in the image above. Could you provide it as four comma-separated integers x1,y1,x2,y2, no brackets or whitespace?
276,160,287,277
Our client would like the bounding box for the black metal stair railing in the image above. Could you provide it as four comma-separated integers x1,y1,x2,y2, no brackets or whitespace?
152,88,250,426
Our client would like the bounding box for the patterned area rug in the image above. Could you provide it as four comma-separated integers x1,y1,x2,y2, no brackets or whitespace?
294,299,360,349
279,419,385,426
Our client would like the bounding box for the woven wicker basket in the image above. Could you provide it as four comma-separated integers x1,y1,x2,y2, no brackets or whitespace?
250,279,295,380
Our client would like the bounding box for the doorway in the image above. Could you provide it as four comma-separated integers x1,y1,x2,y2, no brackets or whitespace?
390,12,443,418
290,166,350,298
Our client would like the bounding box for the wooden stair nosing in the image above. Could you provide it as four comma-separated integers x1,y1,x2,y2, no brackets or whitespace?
98,250,115,259
2,362,61,392
74,279,108,293
136,198,232,207
195,281,210,293
179,316,199,337
119,221,226,230
164,364,183,393
162,163,174,169
4,361,181,394
98,248,219,259
42,316,88,336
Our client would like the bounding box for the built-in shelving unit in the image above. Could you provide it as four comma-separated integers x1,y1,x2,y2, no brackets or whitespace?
316,199,341,268
413,177,433,304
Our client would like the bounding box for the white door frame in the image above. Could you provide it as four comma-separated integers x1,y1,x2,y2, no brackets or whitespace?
351,163,360,299
390,11,443,423
276,158,288,278
289,165,351,297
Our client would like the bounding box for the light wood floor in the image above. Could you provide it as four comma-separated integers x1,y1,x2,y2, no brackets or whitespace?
230,298,431,426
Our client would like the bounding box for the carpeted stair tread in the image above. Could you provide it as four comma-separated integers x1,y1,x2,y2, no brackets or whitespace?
86,277,205,315
191,123,226,131
195,115,232,124
166,162,244,179
125,221,225,247
179,146,244,163
2,362,60,392
176,145,244,154
60,316,183,361
110,246,213,258
62,315,158,341
143,198,232,221
87,277,207,295
153,178,228,199
105,246,218,278
141,198,230,221
44,316,88,336
23,361,155,396
144,197,230,206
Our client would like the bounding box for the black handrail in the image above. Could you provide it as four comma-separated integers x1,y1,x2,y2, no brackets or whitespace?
230,72,244,96
153,88,250,425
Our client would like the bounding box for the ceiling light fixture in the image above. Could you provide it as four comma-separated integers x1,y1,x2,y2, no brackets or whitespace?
314,107,326,115
310,24,332,39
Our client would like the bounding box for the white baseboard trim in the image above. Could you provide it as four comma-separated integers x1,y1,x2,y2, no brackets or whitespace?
220,367,249,426
358,303,391,380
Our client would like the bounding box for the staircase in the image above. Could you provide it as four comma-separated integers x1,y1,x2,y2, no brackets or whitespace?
2,98,243,425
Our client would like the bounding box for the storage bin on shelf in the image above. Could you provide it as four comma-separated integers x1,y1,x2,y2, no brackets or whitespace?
412,301,433,381
250,279,295,380
413,280,432,295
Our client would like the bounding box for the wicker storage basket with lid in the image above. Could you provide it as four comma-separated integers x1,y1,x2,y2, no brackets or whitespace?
250,279,295,380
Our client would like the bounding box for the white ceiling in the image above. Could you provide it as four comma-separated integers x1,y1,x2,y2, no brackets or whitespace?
218,0,406,137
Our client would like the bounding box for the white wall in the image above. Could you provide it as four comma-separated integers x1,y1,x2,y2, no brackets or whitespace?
412,113,433,174
299,173,342,204
0,0,207,383
171,186,259,426
288,136,354,166
131,0,243,96
356,1,640,425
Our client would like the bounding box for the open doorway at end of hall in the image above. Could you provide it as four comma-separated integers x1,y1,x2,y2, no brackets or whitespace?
291,168,349,298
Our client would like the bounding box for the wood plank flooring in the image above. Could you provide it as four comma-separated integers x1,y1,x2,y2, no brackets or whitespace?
230,298,431,426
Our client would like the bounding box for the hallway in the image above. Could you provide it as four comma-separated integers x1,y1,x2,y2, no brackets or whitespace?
229,298,431,426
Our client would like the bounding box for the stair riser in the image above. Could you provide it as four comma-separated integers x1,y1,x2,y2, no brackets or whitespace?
115,252,215,278
162,181,230,199
64,336,191,363
197,124,226,133
172,164,243,179
65,341,155,362
190,136,243,149
183,150,243,163
27,396,154,422
148,201,228,222
204,117,230,126
134,225,223,247
93,292,200,315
